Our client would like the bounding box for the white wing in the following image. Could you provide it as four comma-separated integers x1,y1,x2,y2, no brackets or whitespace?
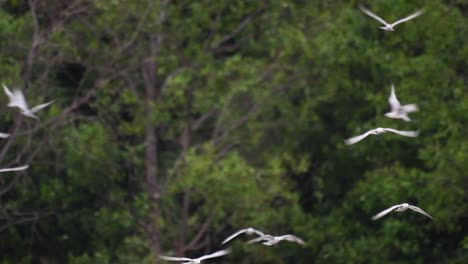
197,249,231,261
222,227,264,244
359,5,390,27
383,128,420,137
11,89,30,111
159,255,192,262
30,100,55,113
0,165,29,173
388,84,401,111
400,104,418,113
279,234,305,245
0,132,10,138
344,129,376,145
3,85,26,109
3,84,14,99
372,204,402,220
391,10,424,27
408,205,434,220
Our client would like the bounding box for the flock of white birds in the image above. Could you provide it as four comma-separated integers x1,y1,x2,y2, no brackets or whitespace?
156,5,432,263
0,85,53,174
160,228,305,263
0,4,432,264
344,6,433,223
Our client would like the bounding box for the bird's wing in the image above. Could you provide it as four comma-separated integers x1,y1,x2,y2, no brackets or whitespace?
372,204,401,220
359,5,390,26
280,235,305,245
30,100,54,113
0,165,29,173
408,205,434,219
3,84,14,99
250,228,265,237
3,85,25,109
391,10,424,27
388,84,401,111
12,89,30,110
222,228,264,244
0,132,10,138
344,129,375,145
159,256,192,262
222,229,249,244
383,128,420,137
197,249,231,261
400,104,418,113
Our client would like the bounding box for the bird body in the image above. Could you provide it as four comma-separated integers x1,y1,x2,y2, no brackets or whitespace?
344,127,419,145
372,203,434,220
359,5,424,31
159,249,231,263
3,84,54,119
385,84,418,122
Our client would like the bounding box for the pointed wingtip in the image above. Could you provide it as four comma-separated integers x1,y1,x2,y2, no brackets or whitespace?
358,5,371,13
0,133,10,138
3,83,10,93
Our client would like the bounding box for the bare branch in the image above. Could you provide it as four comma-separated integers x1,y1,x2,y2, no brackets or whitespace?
212,7,264,50
185,210,215,251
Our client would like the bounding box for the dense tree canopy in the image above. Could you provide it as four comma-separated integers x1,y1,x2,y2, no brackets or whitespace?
0,0,466,263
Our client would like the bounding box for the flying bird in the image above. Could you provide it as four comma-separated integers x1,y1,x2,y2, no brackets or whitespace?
3,84,54,119
247,233,305,246
344,127,419,145
385,84,418,122
359,5,424,31
0,165,29,173
372,203,433,220
159,249,231,264
222,227,265,244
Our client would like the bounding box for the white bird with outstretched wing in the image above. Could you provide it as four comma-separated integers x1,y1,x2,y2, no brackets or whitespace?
159,249,231,264
359,5,424,31
3,84,54,119
222,227,265,244
345,127,419,145
372,203,433,220
385,84,418,121
247,233,305,246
